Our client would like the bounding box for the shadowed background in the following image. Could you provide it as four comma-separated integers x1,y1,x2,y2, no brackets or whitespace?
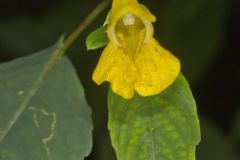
0,0,239,159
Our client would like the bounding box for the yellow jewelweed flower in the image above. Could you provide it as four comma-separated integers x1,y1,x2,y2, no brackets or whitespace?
92,0,180,99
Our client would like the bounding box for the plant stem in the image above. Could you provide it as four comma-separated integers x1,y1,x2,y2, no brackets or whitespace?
61,0,110,57
48,0,111,70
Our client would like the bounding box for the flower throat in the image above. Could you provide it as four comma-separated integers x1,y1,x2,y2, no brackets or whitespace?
115,13,146,58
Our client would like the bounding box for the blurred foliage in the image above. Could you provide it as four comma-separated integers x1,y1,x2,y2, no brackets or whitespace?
0,0,95,55
146,0,228,84
197,117,237,160
232,107,240,143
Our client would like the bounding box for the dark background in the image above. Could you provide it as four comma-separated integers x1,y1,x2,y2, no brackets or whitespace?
0,0,239,159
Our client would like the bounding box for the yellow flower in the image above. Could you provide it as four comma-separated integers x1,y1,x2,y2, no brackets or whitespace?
92,0,180,99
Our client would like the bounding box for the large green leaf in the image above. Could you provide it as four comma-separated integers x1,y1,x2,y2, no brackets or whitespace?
108,74,200,160
0,41,92,160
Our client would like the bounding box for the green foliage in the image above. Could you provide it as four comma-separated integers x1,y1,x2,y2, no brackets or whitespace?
232,107,240,142
86,26,109,50
108,74,200,160
0,41,92,160
197,118,237,160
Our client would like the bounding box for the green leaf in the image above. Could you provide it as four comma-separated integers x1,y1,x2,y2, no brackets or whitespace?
86,25,109,50
0,41,93,160
108,74,200,160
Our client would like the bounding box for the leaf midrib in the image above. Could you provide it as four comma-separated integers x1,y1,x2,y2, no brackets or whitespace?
0,46,61,144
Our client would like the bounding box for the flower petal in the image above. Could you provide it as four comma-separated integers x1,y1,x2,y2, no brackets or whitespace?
92,43,138,99
134,38,180,96
110,0,156,26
